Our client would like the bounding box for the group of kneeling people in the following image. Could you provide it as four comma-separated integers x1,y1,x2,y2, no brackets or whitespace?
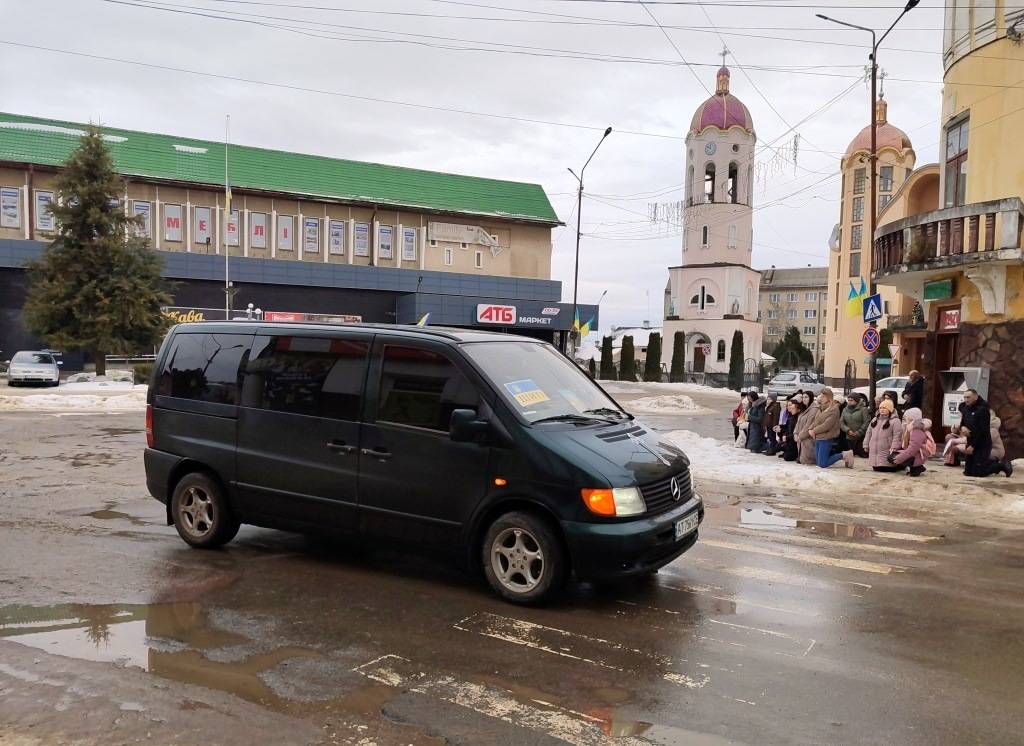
731,387,1013,478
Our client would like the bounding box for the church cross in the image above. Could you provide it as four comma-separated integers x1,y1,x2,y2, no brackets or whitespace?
719,46,729,67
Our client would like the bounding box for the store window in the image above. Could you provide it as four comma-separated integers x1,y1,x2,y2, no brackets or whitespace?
378,345,479,432
716,340,726,362
240,335,369,420
157,333,251,404
944,117,969,208
852,197,864,223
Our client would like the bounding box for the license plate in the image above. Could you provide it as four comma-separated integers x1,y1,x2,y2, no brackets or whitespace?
675,513,699,540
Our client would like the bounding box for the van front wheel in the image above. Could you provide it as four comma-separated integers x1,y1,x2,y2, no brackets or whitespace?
171,473,240,549
482,511,566,604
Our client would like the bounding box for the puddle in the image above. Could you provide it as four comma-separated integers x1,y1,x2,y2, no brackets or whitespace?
0,602,319,710
84,509,150,527
709,501,878,540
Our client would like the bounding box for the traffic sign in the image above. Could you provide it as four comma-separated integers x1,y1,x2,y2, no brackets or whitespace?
888,343,901,360
862,293,883,322
699,343,713,356
862,327,881,354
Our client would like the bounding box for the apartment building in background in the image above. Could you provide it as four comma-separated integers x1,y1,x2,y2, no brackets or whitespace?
758,266,828,367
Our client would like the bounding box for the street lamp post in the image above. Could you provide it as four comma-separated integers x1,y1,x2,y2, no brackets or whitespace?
568,127,612,354
816,0,918,406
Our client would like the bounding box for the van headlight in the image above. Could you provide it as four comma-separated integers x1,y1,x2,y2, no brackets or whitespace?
581,487,646,517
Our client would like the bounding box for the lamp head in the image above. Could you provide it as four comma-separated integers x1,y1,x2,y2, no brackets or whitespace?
603,126,613,137
904,0,919,10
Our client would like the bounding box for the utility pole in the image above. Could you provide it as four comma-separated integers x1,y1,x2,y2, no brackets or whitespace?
568,127,612,356
816,0,918,405
224,114,232,321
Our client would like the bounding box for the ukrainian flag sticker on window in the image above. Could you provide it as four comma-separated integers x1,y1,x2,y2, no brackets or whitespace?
505,379,551,407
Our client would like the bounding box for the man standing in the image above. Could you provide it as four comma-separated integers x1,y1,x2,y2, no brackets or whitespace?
961,389,1013,477
902,370,925,412
764,392,782,455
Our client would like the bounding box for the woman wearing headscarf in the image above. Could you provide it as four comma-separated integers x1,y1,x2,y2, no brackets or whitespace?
780,398,806,462
795,392,819,465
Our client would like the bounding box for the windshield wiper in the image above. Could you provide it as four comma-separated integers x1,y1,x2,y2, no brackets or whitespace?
583,407,633,420
531,413,607,425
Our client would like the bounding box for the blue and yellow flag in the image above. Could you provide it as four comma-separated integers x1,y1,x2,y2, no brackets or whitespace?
845,281,863,319
416,312,431,327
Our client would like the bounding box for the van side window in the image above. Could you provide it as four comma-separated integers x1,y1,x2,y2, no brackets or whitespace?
240,335,368,420
378,345,479,431
156,333,250,404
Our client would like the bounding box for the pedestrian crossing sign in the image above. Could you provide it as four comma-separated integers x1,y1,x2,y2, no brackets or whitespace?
862,293,883,322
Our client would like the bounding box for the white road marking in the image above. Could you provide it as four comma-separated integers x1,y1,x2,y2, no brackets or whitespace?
685,558,867,591
721,527,921,556
772,503,925,525
874,530,942,543
699,538,899,575
352,654,653,746
454,613,709,689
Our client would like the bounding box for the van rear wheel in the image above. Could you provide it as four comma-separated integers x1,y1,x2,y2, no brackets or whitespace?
171,472,240,549
482,511,566,605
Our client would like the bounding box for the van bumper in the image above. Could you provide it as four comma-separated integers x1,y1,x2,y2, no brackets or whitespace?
144,448,180,504
562,496,704,581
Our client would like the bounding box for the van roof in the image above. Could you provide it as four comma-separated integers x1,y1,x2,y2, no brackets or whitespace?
168,321,541,344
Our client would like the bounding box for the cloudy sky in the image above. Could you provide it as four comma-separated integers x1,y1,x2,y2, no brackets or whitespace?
1,0,949,328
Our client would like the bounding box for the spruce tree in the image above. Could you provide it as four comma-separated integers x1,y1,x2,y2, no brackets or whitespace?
23,126,170,376
587,357,596,378
728,330,745,391
643,332,663,382
771,326,813,368
669,331,686,382
599,336,617,380
620,336,636,381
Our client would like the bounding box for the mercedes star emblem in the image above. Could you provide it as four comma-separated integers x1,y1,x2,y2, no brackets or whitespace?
670,476,681,501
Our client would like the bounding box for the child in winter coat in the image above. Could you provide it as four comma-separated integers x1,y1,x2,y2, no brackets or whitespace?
865,400,904,471
888,411,934,477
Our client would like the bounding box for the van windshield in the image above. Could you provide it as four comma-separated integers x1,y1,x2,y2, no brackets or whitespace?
463,341,627,424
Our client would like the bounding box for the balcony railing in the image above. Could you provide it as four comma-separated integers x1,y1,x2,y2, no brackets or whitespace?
873,197,1024,278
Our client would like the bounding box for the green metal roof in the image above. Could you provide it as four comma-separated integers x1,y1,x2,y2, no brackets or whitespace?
0,112,560,225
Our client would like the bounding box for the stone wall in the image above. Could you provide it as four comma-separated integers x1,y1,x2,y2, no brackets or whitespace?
958,320,1024,461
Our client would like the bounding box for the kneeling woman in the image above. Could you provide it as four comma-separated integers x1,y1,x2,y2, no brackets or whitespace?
864,400,903,472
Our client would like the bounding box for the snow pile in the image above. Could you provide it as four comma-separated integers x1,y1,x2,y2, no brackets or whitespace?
0,391,147,411
627,394,708,415
66,370,135,384
60,381,142,394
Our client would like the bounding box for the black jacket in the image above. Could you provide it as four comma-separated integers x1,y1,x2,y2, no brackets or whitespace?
961,396,992,452
902,377,925,410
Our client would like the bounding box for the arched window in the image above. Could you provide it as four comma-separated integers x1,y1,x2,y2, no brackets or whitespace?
690,285,717,311
701,225,709,247
686,165,694,206
704,163,716,203
727,162,739,204
716,340,726,362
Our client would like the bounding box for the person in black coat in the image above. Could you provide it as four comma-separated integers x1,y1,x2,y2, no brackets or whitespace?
764,393,782,455
961,389,1012,477
902,371,925,412
780,398,805,461
745,391,768,453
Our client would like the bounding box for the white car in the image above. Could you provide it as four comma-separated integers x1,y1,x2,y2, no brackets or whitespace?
766,370,826,397
850,376,909,400
6,350,60,387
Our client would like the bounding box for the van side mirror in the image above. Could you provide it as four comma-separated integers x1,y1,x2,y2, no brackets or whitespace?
450,408,489,444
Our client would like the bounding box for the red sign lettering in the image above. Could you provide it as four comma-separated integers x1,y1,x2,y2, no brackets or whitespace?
254,225,265,236
476,304,516,324
167,218,180,229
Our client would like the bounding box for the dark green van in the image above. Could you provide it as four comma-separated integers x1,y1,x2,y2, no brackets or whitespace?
144,322,703,604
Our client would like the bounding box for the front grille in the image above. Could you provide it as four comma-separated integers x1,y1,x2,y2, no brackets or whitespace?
640,469,692,516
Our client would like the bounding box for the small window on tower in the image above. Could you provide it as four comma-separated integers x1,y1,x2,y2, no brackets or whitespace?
704,163,716,203
727,162,739,204
701,225,709,247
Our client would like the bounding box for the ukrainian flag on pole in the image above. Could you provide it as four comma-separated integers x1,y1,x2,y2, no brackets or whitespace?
845,278,869,318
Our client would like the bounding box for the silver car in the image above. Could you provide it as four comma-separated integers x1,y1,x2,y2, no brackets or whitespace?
766,370,826,397
6,351,60,387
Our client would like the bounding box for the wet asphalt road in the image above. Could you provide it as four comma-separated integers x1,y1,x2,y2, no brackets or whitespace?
1,391,1023,745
